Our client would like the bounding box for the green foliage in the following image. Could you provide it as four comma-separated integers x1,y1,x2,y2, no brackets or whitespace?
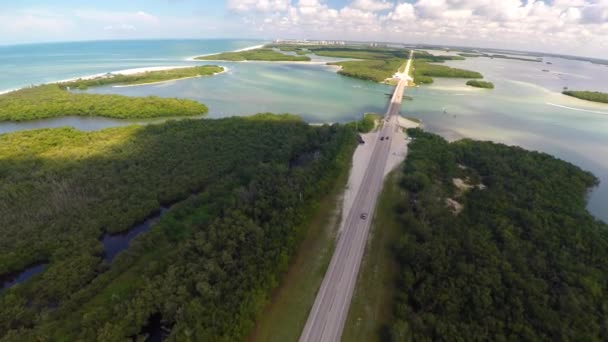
413,61,483,84
271,45,310,55
0,115,358,340
390,129,607,341
330,59,405,83
411,51,481,84
466,80,495,89
563,90,608,104
413,51,466,63
311,47,409,60
245,112,303,122
457,52,542,62
0,84,208,121
59,65,224,89
311,47,410,83
195,48,311,62
346,113,381,133
458,53,484,57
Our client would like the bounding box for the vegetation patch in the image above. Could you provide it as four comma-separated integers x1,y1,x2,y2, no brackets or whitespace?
388,129,608,341
59,65,224,90
0,115,358,341
458,52,542,62
346,113,382,133
195,48,311,62
563,90,608,104
247,143,350,342
329,59,405,83
466,80,494,89
411,51,481,84
272,45,310,56
0,84,208,121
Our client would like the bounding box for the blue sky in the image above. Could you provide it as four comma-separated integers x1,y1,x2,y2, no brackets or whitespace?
0,0,606,57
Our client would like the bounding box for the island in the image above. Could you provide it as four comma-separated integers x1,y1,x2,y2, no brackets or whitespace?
412,51,482,84
563,90,608,104
60,65,224,89
0,66,228,121
466,80,495,89
458,52,542,62
195,48,311,62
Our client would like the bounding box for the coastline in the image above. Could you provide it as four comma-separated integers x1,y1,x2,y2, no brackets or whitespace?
1,42,267,94
185,44,266,61
112,68,229,88
1,65,224,94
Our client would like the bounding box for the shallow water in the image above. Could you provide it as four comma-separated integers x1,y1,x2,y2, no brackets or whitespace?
0,39,265,93
102,207,169,262
1,263,46,290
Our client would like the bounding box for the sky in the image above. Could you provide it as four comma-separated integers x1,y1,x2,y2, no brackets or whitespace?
0,0,606,57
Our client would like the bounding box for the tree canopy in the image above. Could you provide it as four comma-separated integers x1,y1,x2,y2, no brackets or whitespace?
0,115,357,341
195,48,311,62
563,90,608,104
59,65,224,90
0,84,208,121
389,129,608,341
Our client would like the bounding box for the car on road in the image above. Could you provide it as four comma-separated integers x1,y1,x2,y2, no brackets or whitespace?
380,137,385,141
360,213,368,219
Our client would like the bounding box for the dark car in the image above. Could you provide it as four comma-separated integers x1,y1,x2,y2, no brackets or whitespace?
360,213,368,219
380,137,385,141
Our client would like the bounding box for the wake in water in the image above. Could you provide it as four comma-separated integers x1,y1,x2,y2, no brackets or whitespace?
546,102,608,115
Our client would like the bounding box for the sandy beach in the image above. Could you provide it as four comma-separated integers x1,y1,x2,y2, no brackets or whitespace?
185,44,266,61
339,117,420,231
111,67,229,88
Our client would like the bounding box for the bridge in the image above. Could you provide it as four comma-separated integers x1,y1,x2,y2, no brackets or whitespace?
299,50,414,342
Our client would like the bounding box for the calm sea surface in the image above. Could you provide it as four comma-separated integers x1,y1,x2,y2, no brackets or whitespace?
0,40,606,221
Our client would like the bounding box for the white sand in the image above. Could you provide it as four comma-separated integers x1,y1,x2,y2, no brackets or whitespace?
112,65,192,76
233,44,265,52
385,118,420,177
338,117,420,231
185,44,266,61
111,67,228,88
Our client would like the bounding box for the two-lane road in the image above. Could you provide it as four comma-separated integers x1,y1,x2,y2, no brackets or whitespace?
299,51,412,342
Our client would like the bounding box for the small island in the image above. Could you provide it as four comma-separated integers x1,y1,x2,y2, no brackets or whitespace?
458,52,542,62
412,51,482,84
195,48,311,62
466,80,494,89
0,66,231,121
60,65,224,90
563,90,608,104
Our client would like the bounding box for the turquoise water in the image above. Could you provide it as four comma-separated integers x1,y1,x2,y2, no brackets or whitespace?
0,40,606,221
0,39,265,93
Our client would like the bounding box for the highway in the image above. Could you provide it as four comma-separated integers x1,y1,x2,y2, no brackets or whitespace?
299,51,413,342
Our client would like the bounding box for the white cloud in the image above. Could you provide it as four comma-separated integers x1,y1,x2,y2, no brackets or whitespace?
350,0,393,12
228,0,607,57
227,0,290,12
387,3,416,21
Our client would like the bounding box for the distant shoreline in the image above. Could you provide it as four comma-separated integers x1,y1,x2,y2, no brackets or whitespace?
111,68,229,88
0,42,266,94
185,44,266,61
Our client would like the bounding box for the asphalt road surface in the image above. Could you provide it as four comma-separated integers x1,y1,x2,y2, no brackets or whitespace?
299,54,411,342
